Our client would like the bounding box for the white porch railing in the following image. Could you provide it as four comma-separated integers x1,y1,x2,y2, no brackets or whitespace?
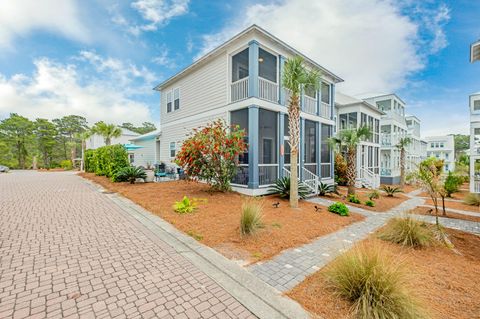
320,163,331,178
303,96,317,115
302,167,319,194
259,164,278,186
474,179,480,193
381,133,400,147
231,78,249,102
358,167,380,189
319,102,331,119
258,77,278,103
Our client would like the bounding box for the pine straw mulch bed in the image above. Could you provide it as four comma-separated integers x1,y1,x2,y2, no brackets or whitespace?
424,198,480,214
321,186,410,213
411,206,480,223
418,188,470,201
79,173,364,264
287,228,480,319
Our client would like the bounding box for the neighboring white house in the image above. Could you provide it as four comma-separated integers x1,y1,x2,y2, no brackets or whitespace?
127,130,161,168
335,92,382,188
469,92,480,193
357,93,408,185
86,128,139,150
425,135,455,172
405,115,427,172
153,24,343,195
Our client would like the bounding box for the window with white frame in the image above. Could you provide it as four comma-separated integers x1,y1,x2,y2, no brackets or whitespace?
174,88,180,110
321,82,330,104
169,142,176,158
129,153,134,164
474,100,480,111
166,91,172,113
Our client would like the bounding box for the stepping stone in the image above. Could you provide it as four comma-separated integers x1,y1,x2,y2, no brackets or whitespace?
284,264,293,269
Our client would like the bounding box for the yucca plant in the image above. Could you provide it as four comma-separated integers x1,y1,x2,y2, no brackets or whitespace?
378,217,434,248
381,185,403,197
368,190,380,200
318,182,339,196
325,243,427,319
464,193,480,206
268,176,310,199
115,166,147,184
240,198,263,236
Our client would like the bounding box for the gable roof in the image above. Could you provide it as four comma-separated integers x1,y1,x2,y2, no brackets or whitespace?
129,129,161,141
335,91,384,115
154,24,343,91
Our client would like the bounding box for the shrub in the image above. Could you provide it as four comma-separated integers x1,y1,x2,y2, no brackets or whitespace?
368,190,380,200
60,160,73,170
240,198,263,236
378,217,434,248
318,182,339,196
347,194,361,204
365,200,375,207
328,202,349,216
464,193,480,206
175,119,247,192
115,166,147,184
325,243,426,319
85,145,129,179
173,196,197,214
381,185,403,197
334,153,348,186
268,176,310,199
84,149,95,172
444,171,462,197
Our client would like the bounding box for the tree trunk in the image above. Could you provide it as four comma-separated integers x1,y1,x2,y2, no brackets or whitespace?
441,195,446,216
400,148,405,188
105,137,111,146
288,95,301,208
346,147,357,195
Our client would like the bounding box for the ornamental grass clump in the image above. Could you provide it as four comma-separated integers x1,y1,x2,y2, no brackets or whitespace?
325,243,427,319
240,198,264,236
464,193,480,206
378,216,434,248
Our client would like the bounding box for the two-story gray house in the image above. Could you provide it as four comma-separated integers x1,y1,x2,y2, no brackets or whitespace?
154,25,343,195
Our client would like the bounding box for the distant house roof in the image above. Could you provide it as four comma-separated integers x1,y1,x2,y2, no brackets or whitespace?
154,24,343,91
120,128,140,136
335,91,384,115
129,129,161,141
355,92,406,105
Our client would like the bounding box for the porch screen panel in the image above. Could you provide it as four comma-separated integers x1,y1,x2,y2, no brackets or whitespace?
231,109,249,185
232,48,249,82
258,48,277,82
304,120,317,174
321,124,332,178
284,115,291,164
259,109,278,184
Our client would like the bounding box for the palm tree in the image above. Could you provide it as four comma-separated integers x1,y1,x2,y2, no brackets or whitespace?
75,129,93,172
282,56,321,208
92,122,122,146
396,137,412,188
329,126,372,196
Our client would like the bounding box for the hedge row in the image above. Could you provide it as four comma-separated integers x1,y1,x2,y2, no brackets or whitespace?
85,145,129,181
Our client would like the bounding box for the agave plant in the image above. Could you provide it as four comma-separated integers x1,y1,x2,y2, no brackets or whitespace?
318,182,340,196
115,166,147,184
268,176,310,199
381,185,403,197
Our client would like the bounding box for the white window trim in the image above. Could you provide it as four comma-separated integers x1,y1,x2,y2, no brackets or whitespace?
166,91,173,113
169,142,176,158
173,87,180,111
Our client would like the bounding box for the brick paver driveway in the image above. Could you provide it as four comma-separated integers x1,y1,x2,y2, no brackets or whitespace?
0,171,254,319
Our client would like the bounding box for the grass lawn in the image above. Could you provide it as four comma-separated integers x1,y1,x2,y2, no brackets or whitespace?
79,173,364,264
323,186,410,212
287,228,480,319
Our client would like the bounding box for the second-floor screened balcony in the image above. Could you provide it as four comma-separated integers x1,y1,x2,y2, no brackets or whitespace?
229,43,333,120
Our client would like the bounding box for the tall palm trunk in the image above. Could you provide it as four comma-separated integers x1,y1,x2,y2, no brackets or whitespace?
400,148,405,187
105,137,111,146
289,95,301,208
346,147,357,195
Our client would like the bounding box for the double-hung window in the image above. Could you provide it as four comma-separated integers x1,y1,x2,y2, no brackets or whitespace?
174,88,180,110
166,91,172,113
170,142,176,158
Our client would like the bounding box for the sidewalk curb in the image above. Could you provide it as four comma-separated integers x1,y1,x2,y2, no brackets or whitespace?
82,178,311,319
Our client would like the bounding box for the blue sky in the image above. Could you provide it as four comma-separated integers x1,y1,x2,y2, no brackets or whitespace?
0,0,479,136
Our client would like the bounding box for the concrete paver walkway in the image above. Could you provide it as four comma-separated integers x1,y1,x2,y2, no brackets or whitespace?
0,171,256,319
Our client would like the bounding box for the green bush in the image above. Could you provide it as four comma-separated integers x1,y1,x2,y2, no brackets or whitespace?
325,243,426,319
464,193,480,206
365,200,375,207
378,217,434,248
115,166,147,184
381,185,403,197
60,160,73,170
240,198,263,236
85,145,129,180
347,194,361,204
368,190,380,200
173,196,197,214
444,172,462,197
328,202,349,216
268,176,310,199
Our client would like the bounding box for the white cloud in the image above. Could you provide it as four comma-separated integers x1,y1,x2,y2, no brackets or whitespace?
128,0,189,35
197,0,450,95
0,0,89,48
422,3,450,53
151,47,177,68
0,56,155,125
